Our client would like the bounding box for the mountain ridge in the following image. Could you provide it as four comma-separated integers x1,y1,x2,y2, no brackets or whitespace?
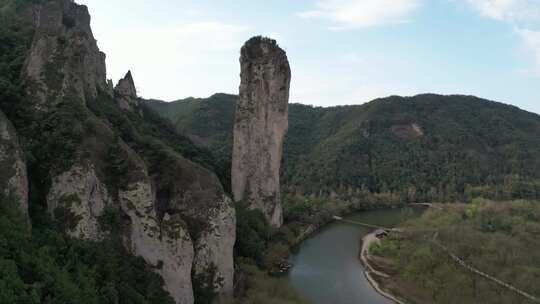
150,92,537,116
146,92,540,201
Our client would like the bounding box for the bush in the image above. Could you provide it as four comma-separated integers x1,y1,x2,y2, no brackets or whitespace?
232,261,308,304
192,263,221,304
234,203,271,264
0,195,175,304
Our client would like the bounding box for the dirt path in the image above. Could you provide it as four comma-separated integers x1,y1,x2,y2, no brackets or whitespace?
431,238,540,304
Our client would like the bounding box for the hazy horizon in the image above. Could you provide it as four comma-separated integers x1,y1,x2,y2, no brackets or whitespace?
79,0,540,114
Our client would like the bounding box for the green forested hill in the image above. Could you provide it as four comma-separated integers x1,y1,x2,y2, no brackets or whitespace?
146,93,540,202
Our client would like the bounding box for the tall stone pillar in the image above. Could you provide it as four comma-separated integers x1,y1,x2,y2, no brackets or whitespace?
232,36,291,227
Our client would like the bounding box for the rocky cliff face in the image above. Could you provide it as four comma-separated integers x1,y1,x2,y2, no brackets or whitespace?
117,120,235,303
114,70,139,111
0,110,28,218
46,163,110,239
22,0,110,241
232,36,291,227
16,1,235,303
118,143,196,304
163,156,235,298
113,72,236,301
23,0,108,110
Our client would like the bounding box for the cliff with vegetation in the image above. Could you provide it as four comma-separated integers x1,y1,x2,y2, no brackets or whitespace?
0,1,234,303
0,110,28,218
147,94,540,203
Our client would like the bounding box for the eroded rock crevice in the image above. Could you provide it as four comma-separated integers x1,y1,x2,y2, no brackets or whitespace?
232,36,291,227
12,1,236,303
0,110,29,219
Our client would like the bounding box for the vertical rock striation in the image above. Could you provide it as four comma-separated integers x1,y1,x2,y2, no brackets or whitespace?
22,0,111,241
46,163,110,239
0,110,28,218
118,143,196,304
23,0,108,110
232,36,291,227
18,1,236,303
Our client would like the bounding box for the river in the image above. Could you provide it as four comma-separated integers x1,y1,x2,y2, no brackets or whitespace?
287,208,421,304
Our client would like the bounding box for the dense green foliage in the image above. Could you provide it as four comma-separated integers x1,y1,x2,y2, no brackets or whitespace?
233,203,308,304
6,1,540,303
371,199,540,304
234,203,273,264
231,260,308,304
0,0,34,115
0,0,92,203
192,263,221,304
0,195,174,304
0,2,219,303
147,94,540,201
88,92,228,194
145,94,235,191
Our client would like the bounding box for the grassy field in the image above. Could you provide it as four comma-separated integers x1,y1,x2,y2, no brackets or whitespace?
370,199,540,304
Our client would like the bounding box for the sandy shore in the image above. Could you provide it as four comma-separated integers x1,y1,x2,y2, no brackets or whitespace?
360,231,405,304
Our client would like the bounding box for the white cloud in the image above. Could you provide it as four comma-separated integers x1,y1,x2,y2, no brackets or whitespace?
163,22,250,51
78,0,253,100
92,21,249,99
298,0,420,29
516,28,540,73
290,62,419,106
466,0,540,22
465,0,540,73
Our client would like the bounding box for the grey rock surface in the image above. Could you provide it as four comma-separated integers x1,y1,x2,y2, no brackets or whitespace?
0,110,29,218
18,1,236,302
232,36,291,227
47,163,110,240
114,71,139,111
23,0,107,110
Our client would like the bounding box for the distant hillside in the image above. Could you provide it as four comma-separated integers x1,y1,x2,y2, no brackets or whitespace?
145,94,540,202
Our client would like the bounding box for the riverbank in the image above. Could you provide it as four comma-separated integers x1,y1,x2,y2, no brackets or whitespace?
360,231,405,304
287,200,408,249
356,204,432,304
287,208,423,304
234,198,421,302
367,200,540,303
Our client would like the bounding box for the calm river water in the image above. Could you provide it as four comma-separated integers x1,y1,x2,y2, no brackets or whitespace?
287,208,420,304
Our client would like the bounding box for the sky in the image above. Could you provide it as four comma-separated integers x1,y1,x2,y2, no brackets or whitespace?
78,0,540,114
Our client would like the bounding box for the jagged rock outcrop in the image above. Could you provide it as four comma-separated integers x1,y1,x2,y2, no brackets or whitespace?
0,110,28,218
113,72,236,299
232,36,291,227
22,0,110,240
119,142,235,303
114,71,139,111
18,1,236,302
118,143,195,304
23,0,108,110
191,196,235,297
168,161,236,299
46,163,110,239
113,74,235,299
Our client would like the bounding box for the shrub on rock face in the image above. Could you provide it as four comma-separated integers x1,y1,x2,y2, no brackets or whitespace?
98,206,122,234
235,203,271,263
192,263,222,304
